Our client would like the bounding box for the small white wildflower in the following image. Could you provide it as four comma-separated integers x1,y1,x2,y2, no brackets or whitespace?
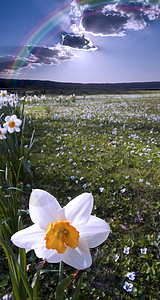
123,281,133,292
139,179,143,182
126,272,135,281
82,184,87,189
140,248,147,254
123,247,130,254
26,184,31,188
121,188,126,194
115,254,119,262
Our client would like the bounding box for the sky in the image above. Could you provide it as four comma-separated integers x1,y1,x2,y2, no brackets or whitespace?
0,0,160,83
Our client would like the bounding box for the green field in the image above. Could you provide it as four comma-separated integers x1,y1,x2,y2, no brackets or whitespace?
0,92,160,299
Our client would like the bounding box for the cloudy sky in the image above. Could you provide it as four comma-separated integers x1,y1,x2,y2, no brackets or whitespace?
0,0,160,83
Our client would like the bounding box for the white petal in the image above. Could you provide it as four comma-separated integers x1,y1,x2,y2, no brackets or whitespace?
0,135,6,139
78,215,111,248
8,127,15,133
11,223,45,251
63,238,92,270
3,123,8,129
29,189,61,228
10,114,17,121
64,193,93,227
15,119,22,126
44,249,63,263
5,116,10,122
3,129,7,134
56,207,66,221
2,128,7,134
34,246,61,262
15,127,20,132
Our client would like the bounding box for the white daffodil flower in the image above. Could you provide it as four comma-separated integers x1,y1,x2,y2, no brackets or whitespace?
11,189,110,270
0,90,8,98
8,94,18,107
0,126,7,139
3,115,22,133
0,90,8,106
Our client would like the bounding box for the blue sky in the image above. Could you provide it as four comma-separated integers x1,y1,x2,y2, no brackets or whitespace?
0,0,160,83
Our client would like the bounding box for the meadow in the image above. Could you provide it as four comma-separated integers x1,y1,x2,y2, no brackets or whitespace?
0,91,160,299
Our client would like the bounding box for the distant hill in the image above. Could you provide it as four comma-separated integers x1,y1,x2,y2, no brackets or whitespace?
0,78,160,94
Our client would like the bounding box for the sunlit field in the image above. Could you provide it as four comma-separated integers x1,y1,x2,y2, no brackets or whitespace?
0,91,160,299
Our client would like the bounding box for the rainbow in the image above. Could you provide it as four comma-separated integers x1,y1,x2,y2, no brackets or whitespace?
8,2,71,77
7,0,159,78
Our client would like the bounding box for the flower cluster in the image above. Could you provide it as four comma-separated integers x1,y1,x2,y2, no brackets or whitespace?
123,272,135,292
0,90,18,108
0,90,22,140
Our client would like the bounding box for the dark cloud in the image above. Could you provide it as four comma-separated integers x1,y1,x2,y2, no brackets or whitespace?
0,45,75,75
72,1,160,36
82,9,128,36
62,34,97,50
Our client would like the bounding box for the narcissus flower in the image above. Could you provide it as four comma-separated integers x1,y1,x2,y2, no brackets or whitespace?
11,190,110,269
0,90,8,98
8,94,18,107
0,126,7,139
3,115,22,133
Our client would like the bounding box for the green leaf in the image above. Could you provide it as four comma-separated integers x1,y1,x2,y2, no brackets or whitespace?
55,274,75,300
0,226,32,300
0,236,21,300
73,272,84,300
0,275,10,287
21,158,32,175
32,268,41,300
18,265,33,300
18,216,26,276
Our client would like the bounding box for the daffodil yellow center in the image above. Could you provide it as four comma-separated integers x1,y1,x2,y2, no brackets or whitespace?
2,93,6,97
8,121,15,128
0,130,2,135
44,221,80,254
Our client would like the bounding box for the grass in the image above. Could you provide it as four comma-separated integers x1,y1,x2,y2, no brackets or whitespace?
1,91,160,299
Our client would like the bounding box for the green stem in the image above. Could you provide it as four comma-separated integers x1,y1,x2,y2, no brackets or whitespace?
59,261,64,282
